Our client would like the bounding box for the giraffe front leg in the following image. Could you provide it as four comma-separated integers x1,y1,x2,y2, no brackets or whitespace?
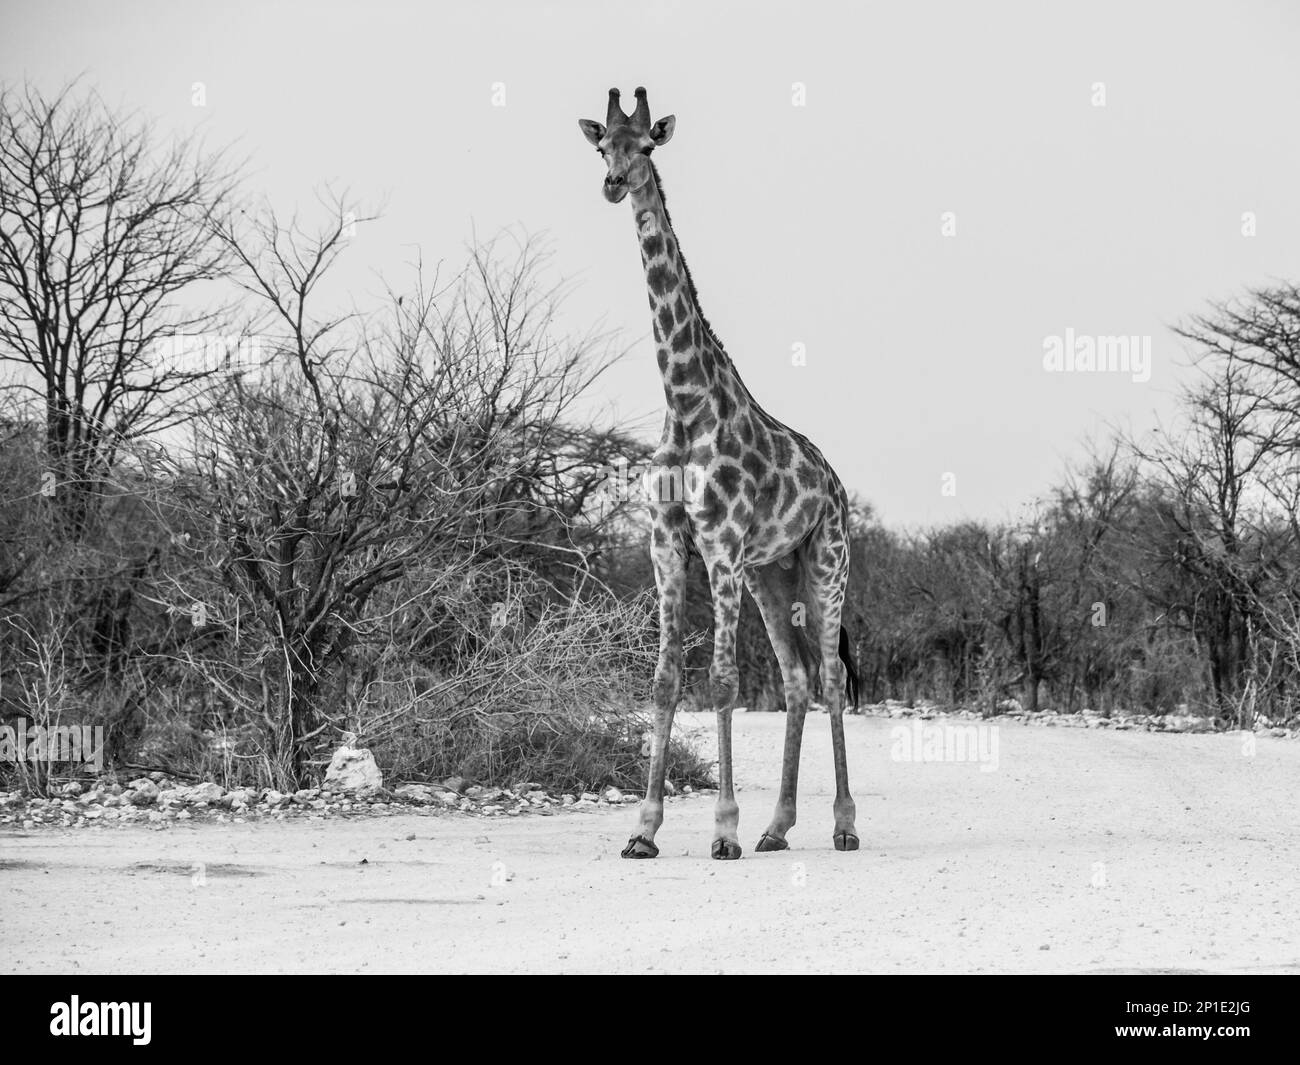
803,513,859,852
817,591,859,852
705,552,744,860
622,518,686,860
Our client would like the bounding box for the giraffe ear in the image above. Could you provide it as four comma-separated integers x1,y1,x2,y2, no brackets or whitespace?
578,119,605,146
649,115,675,145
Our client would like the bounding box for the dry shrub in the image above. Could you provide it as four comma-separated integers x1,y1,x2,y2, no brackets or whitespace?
359,589,711,792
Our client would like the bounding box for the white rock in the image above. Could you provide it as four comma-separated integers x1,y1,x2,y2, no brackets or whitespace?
324,746,383,793
128,780,159,804
185,782,224,804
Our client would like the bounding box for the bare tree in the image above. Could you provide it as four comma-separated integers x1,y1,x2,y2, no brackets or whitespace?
133,201,635,784
0,79,239,532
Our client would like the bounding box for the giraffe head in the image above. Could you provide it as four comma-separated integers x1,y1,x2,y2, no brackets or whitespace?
578,87,675,204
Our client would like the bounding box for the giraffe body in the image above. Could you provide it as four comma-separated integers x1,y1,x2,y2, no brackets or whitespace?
580,88,860,859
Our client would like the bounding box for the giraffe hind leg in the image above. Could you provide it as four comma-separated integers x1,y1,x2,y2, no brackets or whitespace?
745,560,814,852
801,522,859,852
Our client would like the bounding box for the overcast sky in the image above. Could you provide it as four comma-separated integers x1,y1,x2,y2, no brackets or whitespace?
4,0,1299,527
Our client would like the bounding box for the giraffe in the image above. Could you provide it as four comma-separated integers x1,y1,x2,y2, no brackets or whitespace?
579,87,861,860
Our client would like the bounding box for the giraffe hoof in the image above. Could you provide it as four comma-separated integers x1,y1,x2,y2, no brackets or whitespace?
621,835,659,859
755,832,789,852
833,831,860,852
711,839,743,861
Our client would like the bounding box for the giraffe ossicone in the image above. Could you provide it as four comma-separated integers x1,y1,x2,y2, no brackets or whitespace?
579,87,862,860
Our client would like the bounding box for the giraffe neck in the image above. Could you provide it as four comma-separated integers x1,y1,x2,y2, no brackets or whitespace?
629,164,744,430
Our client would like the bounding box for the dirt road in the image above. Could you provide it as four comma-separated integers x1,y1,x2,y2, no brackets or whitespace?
2,712,1296,974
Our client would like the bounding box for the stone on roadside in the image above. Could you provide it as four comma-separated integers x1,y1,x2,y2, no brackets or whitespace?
324,745,383,794
394,784,434,804
186,781,225,804
222,787,255,809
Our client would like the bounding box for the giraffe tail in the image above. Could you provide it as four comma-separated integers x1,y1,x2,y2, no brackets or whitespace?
838,625,860,709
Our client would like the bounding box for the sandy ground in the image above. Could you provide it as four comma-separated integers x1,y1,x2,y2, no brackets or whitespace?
2,711,1297,974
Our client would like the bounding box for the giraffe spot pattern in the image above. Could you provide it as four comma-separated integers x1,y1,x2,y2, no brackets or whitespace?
647,264,676,296
742,447,766,476
670,359,705,387
658,305,674,336
715,462,743,497
696,484,728,528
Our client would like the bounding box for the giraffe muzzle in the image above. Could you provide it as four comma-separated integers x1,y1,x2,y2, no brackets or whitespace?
603,172,630,203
